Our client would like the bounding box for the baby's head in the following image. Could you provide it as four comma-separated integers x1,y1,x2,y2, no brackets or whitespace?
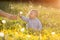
29,10,38,19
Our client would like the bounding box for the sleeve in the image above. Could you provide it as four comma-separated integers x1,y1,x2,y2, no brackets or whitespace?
20,15,29,22
38,20,42,31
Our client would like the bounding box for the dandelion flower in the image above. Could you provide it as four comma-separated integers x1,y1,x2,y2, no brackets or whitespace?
20,11,23,14
21,28,25,32
2,20,6,24
27,35,31,38
0,32,4,37
51,32,55,35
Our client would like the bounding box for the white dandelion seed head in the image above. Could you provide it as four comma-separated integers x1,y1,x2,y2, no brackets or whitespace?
0,32,4,37
21,28,25,32
19,11,23,14
51,32,55,35
2,20,6,24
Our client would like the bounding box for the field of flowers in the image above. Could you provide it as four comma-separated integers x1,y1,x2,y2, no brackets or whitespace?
0,2,60,40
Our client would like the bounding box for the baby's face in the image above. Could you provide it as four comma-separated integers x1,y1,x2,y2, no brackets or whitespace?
29,11,37,19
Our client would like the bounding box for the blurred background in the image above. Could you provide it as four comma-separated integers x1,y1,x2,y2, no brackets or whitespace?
0,0,60,40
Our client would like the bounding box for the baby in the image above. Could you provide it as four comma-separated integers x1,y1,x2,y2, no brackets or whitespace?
19,10,42,31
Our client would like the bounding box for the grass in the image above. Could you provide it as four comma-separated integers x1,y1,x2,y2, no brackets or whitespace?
0,1,60,40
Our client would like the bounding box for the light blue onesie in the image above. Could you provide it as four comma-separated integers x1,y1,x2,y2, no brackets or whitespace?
21,16,42,31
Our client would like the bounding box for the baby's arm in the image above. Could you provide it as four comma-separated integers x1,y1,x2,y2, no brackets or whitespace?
19,13,29,22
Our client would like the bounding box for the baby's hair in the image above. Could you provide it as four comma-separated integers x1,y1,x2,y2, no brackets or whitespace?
27,9,38,17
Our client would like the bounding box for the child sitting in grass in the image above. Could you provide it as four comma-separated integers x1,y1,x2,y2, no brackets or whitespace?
19,10,42,34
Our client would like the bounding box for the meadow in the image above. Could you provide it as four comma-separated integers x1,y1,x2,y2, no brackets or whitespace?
0,1,60,40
